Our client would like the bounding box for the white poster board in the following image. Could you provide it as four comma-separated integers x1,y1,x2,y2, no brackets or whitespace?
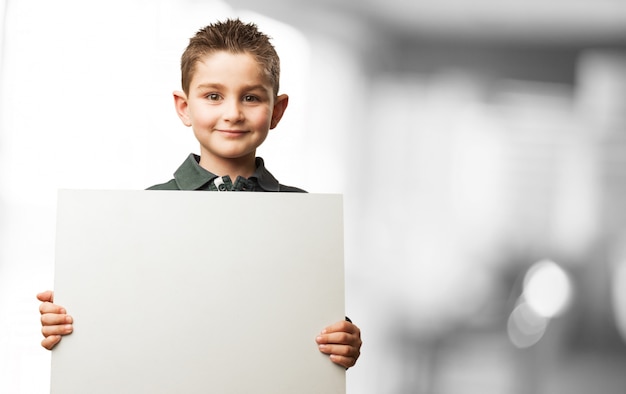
51,190,345,394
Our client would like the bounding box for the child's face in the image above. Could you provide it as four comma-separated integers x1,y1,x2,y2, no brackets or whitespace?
175,51,288,168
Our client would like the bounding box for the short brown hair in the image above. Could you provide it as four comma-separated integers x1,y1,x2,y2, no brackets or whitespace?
180,19,281,96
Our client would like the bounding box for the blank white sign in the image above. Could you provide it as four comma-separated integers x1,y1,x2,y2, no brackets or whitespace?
51,190,345,394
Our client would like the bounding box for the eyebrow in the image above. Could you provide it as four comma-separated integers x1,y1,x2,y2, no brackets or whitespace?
195,83,269,92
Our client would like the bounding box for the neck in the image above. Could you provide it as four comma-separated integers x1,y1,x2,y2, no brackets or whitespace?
198,153,257,180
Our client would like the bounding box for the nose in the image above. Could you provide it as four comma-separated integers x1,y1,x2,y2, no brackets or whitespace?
222,98,244,123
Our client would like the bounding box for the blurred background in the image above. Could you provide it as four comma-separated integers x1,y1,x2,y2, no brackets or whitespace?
1,0,626,393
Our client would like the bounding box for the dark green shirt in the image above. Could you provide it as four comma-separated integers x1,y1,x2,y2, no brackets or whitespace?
147,154,306,192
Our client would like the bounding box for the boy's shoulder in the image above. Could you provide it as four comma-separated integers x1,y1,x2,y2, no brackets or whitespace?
276,184,307,193
147,179,179,190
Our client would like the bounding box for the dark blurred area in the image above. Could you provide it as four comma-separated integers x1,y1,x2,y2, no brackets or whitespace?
230,1,626,393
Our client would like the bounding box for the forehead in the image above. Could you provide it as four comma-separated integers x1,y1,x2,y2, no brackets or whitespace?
190,51,271,89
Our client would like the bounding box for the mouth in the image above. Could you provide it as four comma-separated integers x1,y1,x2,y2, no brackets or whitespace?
218,129,248,136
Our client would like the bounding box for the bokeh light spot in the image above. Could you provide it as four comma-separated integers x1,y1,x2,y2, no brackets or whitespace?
523,259,573,318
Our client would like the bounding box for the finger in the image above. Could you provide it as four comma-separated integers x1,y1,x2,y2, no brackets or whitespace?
316,331,348,345
39,302,66,315
41,313,72,327
36,290,54,303
318,342,359,358
330,354,357,369
317,331,362,349
318,343,358,369
322,320,360,335
319,343,360,369
41,335,62,351
41,320,73,337
316,320,362,369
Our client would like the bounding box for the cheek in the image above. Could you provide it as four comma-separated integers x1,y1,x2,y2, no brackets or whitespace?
254,108,273,127
190,106,218,126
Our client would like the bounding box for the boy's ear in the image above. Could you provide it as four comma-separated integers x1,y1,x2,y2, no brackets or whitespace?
270,94,289,130
173,90,192,127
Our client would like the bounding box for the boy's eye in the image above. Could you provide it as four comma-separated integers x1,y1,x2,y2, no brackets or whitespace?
243,95,259,102
206,93,221,101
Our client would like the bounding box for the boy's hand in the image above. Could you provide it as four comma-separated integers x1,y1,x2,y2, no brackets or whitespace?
316,320,362,369
37,290,73,350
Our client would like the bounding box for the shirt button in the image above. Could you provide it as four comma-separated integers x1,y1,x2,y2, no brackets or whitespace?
218,184,227,191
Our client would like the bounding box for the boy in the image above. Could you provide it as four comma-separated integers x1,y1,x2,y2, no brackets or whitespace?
37,18,361,369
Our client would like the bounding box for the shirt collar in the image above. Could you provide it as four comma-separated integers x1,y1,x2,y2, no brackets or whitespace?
173,154,217,190
250,157,280,192
173,154,280,192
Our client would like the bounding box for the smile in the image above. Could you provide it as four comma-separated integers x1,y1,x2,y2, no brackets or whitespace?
218,129,248,135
